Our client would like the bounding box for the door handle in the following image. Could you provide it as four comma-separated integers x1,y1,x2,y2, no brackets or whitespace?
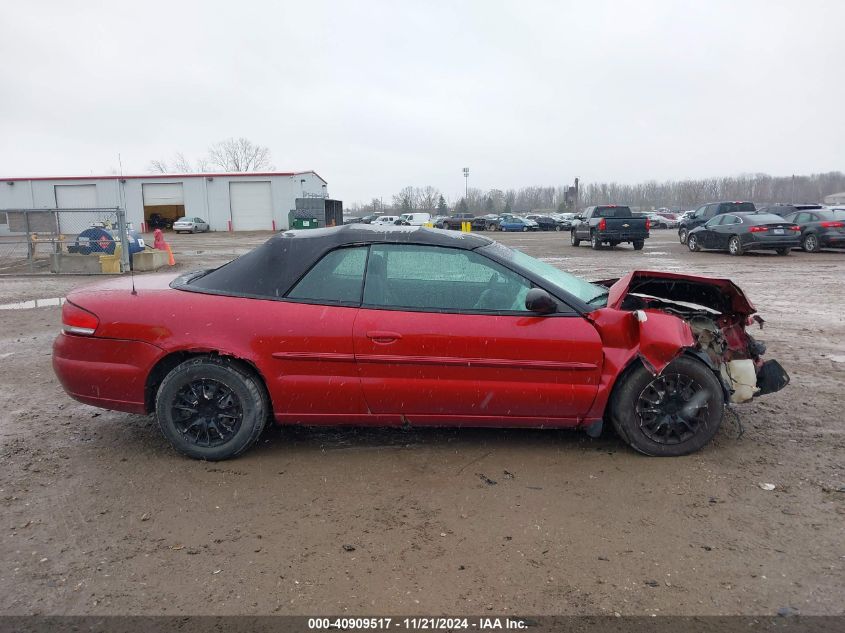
366,330,402,344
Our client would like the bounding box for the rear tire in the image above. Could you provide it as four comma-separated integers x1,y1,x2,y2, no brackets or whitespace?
155,357,268,461
610,357,724,457
570,231,580,246
633,240,644,250
728,235,744,256
591,232,602,250
555,225,561,232
776,247,791,256
679,228,688,244
802,234,819,253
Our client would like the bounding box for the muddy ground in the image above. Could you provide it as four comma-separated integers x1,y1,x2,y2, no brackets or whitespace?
0,230,842,616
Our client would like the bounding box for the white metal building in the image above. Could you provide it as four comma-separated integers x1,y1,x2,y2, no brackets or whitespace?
823,191,845,206
0,171,328,233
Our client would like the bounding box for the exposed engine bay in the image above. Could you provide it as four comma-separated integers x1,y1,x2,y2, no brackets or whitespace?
602,271,790,403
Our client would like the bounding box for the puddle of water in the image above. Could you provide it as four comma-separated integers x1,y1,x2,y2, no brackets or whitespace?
643,251,669,256
0,297,65,310
827,355,845,363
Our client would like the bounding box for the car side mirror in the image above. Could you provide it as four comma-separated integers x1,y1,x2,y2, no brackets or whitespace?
525,288,557,314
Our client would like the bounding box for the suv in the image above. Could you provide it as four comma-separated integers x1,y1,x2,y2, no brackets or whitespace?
678,201,756,244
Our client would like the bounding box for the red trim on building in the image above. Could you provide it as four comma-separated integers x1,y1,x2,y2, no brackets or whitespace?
1,171,327,184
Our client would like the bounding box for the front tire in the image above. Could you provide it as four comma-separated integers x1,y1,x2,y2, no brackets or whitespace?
687,234,701,252
728,235,744,256
802,234,819,253
156,357,268,460
679,228,688,244
609,356,724,457
570,231,581,246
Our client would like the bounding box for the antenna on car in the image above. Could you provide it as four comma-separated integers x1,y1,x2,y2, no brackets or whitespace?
118,152,137,296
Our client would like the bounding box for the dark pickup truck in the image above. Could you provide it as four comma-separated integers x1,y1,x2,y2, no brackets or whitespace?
570,205,649,250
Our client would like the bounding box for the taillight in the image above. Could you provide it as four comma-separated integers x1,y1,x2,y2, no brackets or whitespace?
820,221,844,228
790,225,802,231
645,218,651,230
62,301,99,336
598,218,607,230
749,226,768,232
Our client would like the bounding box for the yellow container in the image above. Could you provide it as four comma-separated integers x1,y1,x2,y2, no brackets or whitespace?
99,245,122,273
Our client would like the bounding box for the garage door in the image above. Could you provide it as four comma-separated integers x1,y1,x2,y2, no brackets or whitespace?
55,184,99,234
229,181,272,230
142,183,184,206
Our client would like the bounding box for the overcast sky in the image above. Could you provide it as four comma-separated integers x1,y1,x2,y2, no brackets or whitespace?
1,0,842,204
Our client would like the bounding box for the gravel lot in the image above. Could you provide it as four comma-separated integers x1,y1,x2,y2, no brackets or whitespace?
0,229,842,616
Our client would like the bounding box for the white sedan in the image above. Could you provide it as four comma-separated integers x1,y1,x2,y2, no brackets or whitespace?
173,217,210,233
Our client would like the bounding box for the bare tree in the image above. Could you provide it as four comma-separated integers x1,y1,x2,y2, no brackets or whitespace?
149,138,272,174
206,137,273,172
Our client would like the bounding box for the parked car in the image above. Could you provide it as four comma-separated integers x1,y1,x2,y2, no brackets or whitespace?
678,202,756,244
500,216,539,232
471,214,501,231
686,212,800,256
757,204,824,217
570,205,649,250
372,215,399,226
526,215,567,231
437,213,475,230
147,213,173,230
780,208,845,252
397,213,432,226
653,212,680,228
53,225,788,460
348,214,378,224
172,217,210,234
643,212,670,229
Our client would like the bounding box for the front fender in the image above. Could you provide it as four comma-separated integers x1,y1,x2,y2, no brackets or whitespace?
582,308,696,423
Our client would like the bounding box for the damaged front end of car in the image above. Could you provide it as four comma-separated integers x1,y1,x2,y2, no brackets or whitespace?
600,271,790,404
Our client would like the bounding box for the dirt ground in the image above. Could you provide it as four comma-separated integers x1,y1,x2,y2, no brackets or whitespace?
0,229,842,617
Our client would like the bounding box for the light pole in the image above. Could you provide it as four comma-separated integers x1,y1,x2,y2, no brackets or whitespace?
462,167,469,201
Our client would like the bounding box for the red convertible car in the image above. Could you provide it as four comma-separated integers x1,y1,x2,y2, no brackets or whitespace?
53,226,789,460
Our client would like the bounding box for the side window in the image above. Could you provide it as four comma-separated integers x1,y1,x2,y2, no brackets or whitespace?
363,244,532,313
287,246,368,304
694,205,707,218
721,215,738,225
705,204,719,218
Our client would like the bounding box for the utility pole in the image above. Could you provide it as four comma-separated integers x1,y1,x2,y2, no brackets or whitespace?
791,174,795,204
463,167,469,201
574,177,579,213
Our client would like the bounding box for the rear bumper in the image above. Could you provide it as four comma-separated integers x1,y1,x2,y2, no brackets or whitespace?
819,233,845,247
52,333,164,414
742,237,801,250
598,232,649,241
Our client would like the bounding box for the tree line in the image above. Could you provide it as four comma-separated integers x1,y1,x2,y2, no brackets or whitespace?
349,171,845,215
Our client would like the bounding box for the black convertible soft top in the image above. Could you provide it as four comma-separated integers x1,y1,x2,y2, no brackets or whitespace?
178,225,493,299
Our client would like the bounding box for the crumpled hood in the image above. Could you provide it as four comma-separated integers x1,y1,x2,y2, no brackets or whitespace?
603,271,756,316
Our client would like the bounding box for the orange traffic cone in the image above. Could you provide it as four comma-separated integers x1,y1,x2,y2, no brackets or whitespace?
166,244,175,266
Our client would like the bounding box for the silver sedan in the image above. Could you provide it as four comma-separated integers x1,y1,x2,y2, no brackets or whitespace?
172,217,210,233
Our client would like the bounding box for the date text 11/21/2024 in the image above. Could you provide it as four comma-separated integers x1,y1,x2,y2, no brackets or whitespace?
307,617,529,630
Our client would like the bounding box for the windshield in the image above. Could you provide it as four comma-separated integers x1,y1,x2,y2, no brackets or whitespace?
481,242,608,305
175,217,189,222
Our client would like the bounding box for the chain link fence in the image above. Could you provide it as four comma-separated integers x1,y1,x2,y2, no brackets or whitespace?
0,208,132,274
